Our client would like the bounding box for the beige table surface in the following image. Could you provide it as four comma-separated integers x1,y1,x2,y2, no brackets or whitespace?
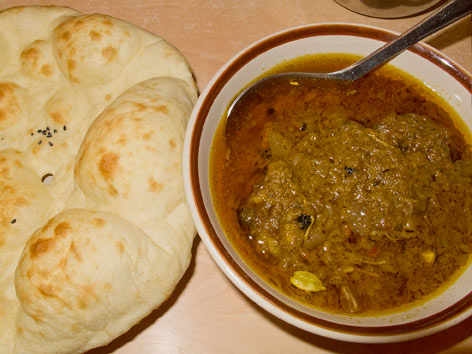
0,1,470,353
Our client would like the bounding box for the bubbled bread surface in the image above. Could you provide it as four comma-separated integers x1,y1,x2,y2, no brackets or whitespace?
0,6,197,353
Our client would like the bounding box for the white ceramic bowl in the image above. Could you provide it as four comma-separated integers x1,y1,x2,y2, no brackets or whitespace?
183,23,472,343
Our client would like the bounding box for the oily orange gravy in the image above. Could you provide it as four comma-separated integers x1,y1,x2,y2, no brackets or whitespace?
210,54,472,315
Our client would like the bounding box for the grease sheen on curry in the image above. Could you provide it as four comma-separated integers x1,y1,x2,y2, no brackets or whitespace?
210,54,472,316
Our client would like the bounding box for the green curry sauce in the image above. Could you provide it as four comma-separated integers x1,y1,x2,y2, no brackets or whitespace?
210,54,472,315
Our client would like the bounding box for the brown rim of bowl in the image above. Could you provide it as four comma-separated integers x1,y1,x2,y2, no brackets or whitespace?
189,23,472,337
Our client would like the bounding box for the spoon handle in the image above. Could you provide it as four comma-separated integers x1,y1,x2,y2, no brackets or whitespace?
337,0,472,81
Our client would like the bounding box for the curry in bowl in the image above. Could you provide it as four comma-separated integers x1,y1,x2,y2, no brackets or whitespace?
210,54,472,315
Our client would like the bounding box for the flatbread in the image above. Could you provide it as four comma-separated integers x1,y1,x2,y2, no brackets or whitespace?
0,6,197,353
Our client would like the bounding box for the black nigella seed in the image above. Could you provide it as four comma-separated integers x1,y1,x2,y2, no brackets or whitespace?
42,130,46,135
38,140,42,145
63,125,67,131
11,219,16,224
37,129,42,133
30,132,34,136
53,129,57,133
48,141,53,146
47,132,52,138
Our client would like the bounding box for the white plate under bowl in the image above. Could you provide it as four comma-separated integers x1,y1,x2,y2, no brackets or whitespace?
183,23,472,343
333,0,443,18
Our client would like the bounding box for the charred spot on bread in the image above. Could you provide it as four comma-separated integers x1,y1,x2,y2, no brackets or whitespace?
101,46,117,62
148,177,163,193
54,222,71,237
29,237,56,258
98,152,119,181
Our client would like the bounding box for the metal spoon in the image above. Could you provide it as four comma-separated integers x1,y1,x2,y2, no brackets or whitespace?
226,0,471,121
